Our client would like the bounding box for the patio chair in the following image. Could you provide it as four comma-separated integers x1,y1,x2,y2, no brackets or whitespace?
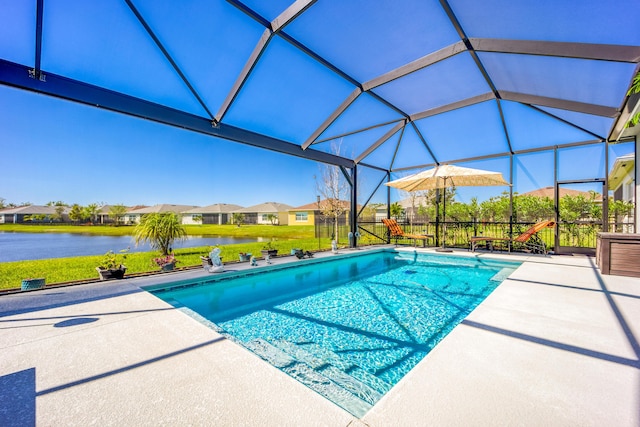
382,218,434,247
469,220,555,254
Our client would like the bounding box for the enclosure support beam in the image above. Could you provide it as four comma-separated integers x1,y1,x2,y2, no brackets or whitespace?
358,172,389,219
509,154,514,239
527,104,606,140
362,41,467,90
314,119,401,145
33,0,44,80
409,93,494,121
386,172,391,244
554,148,560,252
388,125,406,171
350,165,358,248
497,100,514,154
604,142,609,233
215,29,272,123
355,121,405,164
410,122,439,165
271,0,317,33
219,1,317,122
125,0,214,119
0,59,353,168
500,91,619,118
303,88,362,149
469,38,640,63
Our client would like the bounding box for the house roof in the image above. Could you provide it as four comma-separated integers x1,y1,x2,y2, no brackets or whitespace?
127,205,148,212
183,203,244,214
608,153,635,191
97,204,130,214
127,204,198,214
520,187,598,199
238,202,293,213
291,199,352,211
398,196,430,209
0,205,68,215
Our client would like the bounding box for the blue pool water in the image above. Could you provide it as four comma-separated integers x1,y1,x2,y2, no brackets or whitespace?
150,250,520,417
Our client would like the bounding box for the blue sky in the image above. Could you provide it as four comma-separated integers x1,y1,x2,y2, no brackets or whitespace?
0,0,636,209
0,84,322,207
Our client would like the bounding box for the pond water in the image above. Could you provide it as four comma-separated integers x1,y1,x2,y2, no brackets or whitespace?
0,232,261,262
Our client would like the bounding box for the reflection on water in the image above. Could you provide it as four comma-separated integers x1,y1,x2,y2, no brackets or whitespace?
0,232,260,262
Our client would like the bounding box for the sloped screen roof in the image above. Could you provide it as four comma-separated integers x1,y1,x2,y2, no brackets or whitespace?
1,0,639,173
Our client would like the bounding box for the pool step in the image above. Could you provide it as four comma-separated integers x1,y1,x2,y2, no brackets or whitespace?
318,365,383,405
282,362,371,418
271,339,328,369
299,342,355,371
270,339,387,406
244,338,295,368
490,267,517,283
345,366,392,395
245,338,373,417
274,341,392,395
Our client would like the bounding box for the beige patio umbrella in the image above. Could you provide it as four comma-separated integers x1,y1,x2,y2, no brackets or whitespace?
385,164,510,251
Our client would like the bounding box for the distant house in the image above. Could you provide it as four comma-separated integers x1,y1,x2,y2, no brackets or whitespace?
237,202,292,225
608,153,635,231
609,153,635,204
288,201,321,226
182,204,243,225
126,204,198,224
0,205,69,223
96,204,131,225
288,199,353,226
398,195,431,221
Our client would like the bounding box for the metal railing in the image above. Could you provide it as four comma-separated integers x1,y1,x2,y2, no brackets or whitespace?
345,218,637,251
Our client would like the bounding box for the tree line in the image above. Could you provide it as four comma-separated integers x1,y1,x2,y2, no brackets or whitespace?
360,189,634,225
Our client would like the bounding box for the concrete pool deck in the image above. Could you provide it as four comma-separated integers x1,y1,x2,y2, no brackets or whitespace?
1,247,639,426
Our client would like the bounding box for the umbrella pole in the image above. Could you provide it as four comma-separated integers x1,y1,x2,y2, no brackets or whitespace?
436,177,453,252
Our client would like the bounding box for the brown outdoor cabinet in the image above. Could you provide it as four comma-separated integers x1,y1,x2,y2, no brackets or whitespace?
597,233,640,278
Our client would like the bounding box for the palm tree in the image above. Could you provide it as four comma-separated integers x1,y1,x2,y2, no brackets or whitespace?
265,213,278,225
626,71,640,127
232,213,245,227
108,204,127,225
390,202,404,219
134,212,186,255
84,203,100,224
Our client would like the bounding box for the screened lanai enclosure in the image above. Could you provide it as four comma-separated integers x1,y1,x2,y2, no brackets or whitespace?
1,0,639,254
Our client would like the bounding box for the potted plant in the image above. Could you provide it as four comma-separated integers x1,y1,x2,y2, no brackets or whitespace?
21,277,46,291
154,254,177,271
238,252,252,262
96,248,128,280
261,240,278,258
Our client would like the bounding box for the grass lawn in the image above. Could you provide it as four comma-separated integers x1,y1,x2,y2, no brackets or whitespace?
0,224,389,290
0,239,337,291
0,223,316,239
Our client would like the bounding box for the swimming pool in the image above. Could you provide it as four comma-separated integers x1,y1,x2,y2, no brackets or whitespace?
149,249,521,417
